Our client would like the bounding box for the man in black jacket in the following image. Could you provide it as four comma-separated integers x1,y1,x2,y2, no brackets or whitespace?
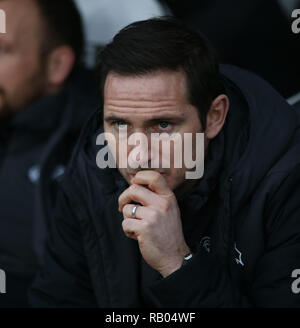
30,18,300,307
0,0,98,306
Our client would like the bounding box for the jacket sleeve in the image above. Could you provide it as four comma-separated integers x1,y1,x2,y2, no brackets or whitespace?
144,170,300,308
29,184,98,307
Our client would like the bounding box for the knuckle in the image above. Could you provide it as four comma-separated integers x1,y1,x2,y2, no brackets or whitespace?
143,219,152,231
160,198,170,212
121,219,127,230
129,184,138,193
118,192,127,206
149,210,158,222
122,204,130,215
118,194,123,205
122,219,131,231
152,172,161,185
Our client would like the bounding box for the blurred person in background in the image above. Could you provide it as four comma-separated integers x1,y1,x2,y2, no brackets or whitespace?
0,0,98,307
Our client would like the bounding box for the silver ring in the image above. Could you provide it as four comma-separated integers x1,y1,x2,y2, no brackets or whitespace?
131,205,138,218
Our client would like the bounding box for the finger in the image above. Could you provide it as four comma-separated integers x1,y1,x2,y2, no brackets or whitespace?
122,204,142,220
118,184,161,212
132,170,172,196
122,204,154,220
122,218,143,240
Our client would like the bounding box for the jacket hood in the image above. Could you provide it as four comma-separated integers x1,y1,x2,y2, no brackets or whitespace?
74,65,300,216
220,65,299,215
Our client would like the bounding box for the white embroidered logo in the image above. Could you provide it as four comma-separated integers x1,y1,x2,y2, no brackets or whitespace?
234,243,244,266
200,236,211,253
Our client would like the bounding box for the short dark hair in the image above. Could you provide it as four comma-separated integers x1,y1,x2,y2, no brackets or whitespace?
35,0,84,67
98,17,224,128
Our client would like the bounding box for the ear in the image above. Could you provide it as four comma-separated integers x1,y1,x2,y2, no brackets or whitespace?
46,46,75,89
205,94,229,139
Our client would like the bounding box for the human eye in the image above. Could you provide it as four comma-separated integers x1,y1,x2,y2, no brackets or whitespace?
114,120,128,131
157,121,172,132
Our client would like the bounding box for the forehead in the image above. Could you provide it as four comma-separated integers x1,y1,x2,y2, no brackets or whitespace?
104,70,188,104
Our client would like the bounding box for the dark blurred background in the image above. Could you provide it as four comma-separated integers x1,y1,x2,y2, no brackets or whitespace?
75,0,300,99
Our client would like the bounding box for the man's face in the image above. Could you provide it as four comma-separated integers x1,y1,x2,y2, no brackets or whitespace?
103,70,204,191
0,0,47,117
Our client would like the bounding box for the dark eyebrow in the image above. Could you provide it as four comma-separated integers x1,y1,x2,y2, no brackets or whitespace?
104,115,185,125
145,116,185,125
104,116,131,124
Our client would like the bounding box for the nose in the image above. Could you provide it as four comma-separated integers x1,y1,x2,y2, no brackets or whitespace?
127,132,153,169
